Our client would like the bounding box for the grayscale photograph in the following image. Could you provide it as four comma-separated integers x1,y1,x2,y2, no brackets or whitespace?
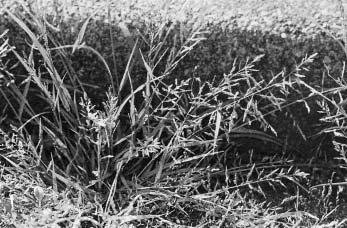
0,0,346,227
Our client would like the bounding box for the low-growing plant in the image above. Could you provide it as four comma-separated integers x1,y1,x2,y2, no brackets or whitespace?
2,1,347,227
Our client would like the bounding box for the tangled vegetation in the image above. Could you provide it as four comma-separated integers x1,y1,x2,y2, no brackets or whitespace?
1,0,347,227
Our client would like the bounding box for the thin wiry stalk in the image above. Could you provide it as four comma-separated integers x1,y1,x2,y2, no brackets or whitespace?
107,0,119,92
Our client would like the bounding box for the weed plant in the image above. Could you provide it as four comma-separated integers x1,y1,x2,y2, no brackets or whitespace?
1,1,347,227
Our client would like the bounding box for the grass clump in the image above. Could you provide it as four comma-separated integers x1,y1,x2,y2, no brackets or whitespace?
1,1,347,227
